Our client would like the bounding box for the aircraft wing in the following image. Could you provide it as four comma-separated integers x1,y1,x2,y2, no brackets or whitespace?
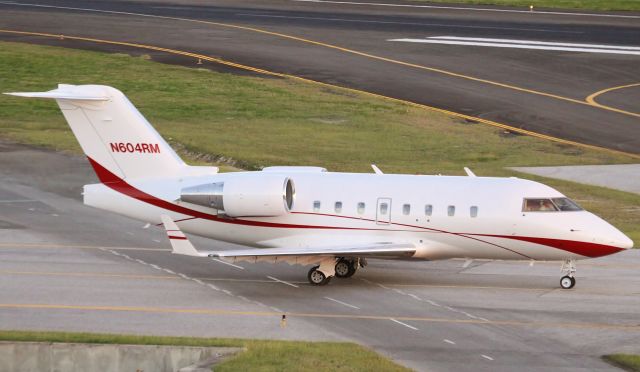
161,215,416,262
210,242,416,259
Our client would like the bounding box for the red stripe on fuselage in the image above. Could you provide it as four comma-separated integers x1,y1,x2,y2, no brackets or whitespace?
86,157,624,258
475,235,624,258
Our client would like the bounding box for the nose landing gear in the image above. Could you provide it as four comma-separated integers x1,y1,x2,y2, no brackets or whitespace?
560,259,576,289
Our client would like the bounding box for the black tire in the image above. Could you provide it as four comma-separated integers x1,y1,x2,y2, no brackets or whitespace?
308,266,331,286
560,275,575,289
335,259,356,278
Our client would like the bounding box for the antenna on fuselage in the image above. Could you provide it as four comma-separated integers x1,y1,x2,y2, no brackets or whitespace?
464,167,476,177
371,164,384,175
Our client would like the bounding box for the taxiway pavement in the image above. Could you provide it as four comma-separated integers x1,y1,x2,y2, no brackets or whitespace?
1,141,639,371
0,0,638,153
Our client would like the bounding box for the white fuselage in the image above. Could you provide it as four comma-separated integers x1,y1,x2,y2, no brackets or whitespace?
84,169,633,262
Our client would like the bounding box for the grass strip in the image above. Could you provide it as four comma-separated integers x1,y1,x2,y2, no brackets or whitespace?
0,330,410,372
603,354,640,372
0,41,638,243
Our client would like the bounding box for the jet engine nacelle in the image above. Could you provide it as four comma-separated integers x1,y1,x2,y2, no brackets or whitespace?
180,174,295,217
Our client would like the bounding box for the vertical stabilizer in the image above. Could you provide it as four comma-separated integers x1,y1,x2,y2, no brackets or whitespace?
5,84,186,180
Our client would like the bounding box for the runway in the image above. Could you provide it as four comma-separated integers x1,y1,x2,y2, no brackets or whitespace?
0,0,639,153
1,140,639,371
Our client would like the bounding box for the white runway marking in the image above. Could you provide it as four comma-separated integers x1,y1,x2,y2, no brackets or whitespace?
444,339,456,345
390,318,419,330
389,36,640,56
236,13,574,33
267,276,299,288
211,258,245,270
482,354,494,361
430,36,640,50
324,297,360,309
291,0,640,19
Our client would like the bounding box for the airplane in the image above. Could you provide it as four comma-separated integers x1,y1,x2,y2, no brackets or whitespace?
5,84,634,289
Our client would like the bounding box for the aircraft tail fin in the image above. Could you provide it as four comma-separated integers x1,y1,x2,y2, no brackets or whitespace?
5,84,188,180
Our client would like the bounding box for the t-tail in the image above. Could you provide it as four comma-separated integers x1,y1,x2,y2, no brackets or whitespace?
5,84,216,180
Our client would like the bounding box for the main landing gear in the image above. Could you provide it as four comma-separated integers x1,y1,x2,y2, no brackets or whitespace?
308,258,363,286
560,259,576,289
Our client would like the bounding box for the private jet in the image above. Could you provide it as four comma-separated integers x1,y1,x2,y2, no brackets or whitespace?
6,84,633,288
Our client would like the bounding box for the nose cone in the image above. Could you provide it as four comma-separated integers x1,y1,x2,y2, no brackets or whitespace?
618,234,634,250
595,217,634,250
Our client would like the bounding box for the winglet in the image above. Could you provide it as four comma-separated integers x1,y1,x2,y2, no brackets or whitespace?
160,215,207,257
371,164,384,175
463,167,476,177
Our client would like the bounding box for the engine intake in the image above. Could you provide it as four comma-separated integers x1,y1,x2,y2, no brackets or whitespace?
180,175,295,217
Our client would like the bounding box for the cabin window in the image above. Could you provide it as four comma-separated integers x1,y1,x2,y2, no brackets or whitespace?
357,202,365,215
313,200,321,212
470,206,478,218
551,198,582,211
447,205,455,216
335,201,343,213
380,202,389,215
424,204,433,216
403,204,411,215
523,198,556,212
522,198,582,212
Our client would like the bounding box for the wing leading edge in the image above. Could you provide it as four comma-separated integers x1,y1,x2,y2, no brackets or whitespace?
161,215,416,261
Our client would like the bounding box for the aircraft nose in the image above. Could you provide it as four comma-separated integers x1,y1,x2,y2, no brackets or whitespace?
601,223,634,249
618,234,634,249
584,213,634,252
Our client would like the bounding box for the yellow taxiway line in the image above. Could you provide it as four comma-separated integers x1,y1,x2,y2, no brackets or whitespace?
0,242,167,251
1,2,638,119
1,29,638,160
586,83,640,117
0,303,638,331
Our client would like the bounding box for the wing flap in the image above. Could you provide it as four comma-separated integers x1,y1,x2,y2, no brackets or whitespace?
210,242,416,259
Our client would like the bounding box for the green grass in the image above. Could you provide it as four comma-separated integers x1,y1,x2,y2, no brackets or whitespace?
415,0,640,11
0,330,409,372
0,41,639,244
603,354,640,372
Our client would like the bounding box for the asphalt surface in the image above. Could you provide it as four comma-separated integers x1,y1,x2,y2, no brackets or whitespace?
0,0,639,153
512,164,640,195
1,140,639,371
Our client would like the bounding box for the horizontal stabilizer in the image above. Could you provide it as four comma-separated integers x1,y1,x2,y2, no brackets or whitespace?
5,85,109,101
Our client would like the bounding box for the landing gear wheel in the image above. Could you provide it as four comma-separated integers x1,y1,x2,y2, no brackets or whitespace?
335,259,357,278
308,266,332,286
560,275,575,289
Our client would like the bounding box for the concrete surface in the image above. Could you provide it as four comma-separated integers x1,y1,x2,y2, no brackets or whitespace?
0,0,638,153
1,141,639,372
0,341,241,372
511,164,640,195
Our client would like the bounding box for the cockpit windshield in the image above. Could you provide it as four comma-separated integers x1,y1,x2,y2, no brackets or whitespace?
523,198,583,212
